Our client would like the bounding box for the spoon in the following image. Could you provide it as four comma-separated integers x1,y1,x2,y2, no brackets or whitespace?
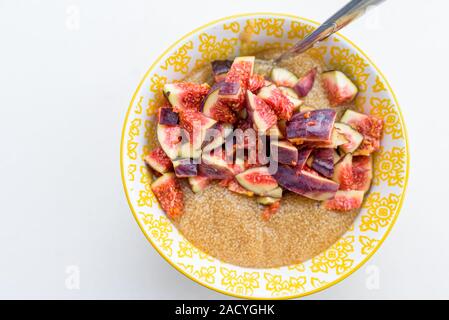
256,0,386,68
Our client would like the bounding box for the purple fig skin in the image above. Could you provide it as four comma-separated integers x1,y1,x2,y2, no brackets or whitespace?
198,162,233,179
219,82,241,99
270,140,298,166
211,60,233,82
158,107,179,125
287,109,336,142
173,159,198,177
296,148,313,171
293,67,317,97
273,165,338,201
311,148,334,178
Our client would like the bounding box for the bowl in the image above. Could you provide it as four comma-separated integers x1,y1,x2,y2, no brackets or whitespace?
120,13,409,299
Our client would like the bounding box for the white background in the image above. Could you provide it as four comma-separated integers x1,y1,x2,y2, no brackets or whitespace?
0,0,448,299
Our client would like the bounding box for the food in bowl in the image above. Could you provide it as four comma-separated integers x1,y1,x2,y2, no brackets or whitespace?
143,48,383,268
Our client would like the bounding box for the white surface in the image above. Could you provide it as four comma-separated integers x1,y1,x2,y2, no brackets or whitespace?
0,0,448,299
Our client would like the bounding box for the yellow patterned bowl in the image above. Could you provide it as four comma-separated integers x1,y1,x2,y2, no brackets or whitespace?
120,13,409,299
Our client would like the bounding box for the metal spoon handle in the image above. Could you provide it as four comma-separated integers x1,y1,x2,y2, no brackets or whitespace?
276,0,386,62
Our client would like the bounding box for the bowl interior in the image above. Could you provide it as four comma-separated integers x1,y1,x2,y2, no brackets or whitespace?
121,13,408,299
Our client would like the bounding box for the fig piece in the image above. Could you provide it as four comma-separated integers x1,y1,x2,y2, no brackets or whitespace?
188,175,210,193
278,86,303,111
274,165,339,201
246,91,278,133
270,140,298,166
333,150,341,164
199,152,234,179
341,110,383,155
294,67,317,97
286,109,337,144
227,179,254,197
225,56,255,85
202,86,237,124
261,201,281,221
258,84,295,120
257,196,279,205
333,153,354,190
163,83,210,112
178,140,202,159
235,166,278,196
303,128,348,149
179,108,217,148
296,148,313,171
218,82,242,102
211,60,232,82
248,74,266,93
157,107,179,125
144,147,173,175
352,155,373,192
157,124,182,160
264,186,283,198
266,124,284,139
202,123,233,152
323,190,364,212
311,148,335,178
270,67,299,87
151,173,184,218
173,158,198,178
334,122,363,153
322,71,358,106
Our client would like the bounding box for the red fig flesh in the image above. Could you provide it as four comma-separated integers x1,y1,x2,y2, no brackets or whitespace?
322,71,358,106
246,91,277,133
323,190,364,212
144,147,173,175
294,67,317,97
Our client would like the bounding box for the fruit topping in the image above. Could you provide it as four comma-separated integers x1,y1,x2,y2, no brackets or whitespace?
311,148,334,178
286,109,337,144
188,175,210,193
199,152,234,179
211,60,233,82
323,190,364,212
157,124,182,160
341,110,383,155
351,155,373,192
235,166,278,196
293,67,317,97
257,196,279,205
157,106,179,125
278,86,303,110
296,148,313,171
274,165,339,201
218,82,242,103
246,91,278,133
258,84,295,120
173,158,198,178
270,140,298,166
321,71,358,106
179,108,216,146
334,122,363,153
227,179,254,197
264,186,283,198
202,86,237,123
163,83,209,112
270,67,299,87
261,200,281,221
332,153,353,190
202,123,233,152
248,74,266,93
151,173,183,218
144,147,173,175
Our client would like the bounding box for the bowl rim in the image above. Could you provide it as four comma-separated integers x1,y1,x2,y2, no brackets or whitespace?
120,12,410,299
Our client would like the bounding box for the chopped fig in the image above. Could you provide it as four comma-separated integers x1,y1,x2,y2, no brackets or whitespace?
173,158,198,177
199,152,234,179
157,107,179,125
151,173,183,218
266,124,284,139
188,175,210,193
296,148,313,171
332,153,353,190
218,82,242,102
300,105,315,112
352,155,373,192
163,83,209,112
311,148,334,178
264,186,283,198
225,56,255,85
274,165,339,201
248,74,266,93
270,67,299,87
202,86,237,123
144,147,173,174
261,201,281,221
178,140,202,159
286,109,337,144
341,110,383,155
333,150,341,164
322,71,358,106
227,179,254,197
235,166,278,196
211,60,232,82
277,119,287,137
157,124,182,159
246,91,277,133
270,140,298,166
257,196,279,205
202,123,233,152
334,122,363,153
293,67,317,97
179,108,216,146
258,84,295,120
323,190,364,212
278,86,303,110
304,128,348,149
